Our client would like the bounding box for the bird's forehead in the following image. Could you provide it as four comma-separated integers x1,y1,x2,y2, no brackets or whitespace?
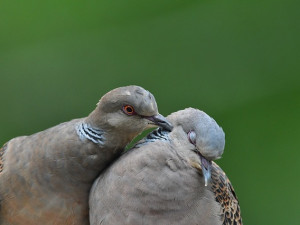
101,86,159,115
167,108,198,129
123,90,132,96
167,108,225,157
167,108,219,136
132,90,158,116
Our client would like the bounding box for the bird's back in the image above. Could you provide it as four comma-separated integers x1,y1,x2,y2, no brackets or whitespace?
0,119,92,225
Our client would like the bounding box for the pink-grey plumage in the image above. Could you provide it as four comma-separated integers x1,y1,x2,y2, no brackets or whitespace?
0,85,172,225
89,108,242,225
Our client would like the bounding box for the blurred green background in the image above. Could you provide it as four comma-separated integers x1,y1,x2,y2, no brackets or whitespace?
1,0,299,224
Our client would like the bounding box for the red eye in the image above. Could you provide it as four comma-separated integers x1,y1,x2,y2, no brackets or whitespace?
123,105,136,115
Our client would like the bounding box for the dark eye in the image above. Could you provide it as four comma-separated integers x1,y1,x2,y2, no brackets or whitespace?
188,130,196,145
122,105,136,115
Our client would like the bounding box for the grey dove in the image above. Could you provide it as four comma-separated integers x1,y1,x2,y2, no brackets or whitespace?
0,85,172,225
89,108,242,225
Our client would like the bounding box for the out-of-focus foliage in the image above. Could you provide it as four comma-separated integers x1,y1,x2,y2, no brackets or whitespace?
1,0,299,224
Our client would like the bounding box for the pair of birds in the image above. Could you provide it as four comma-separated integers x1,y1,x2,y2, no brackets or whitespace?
0,85,242,225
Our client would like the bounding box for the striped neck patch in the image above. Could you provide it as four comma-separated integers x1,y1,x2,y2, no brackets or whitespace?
134,128,169,149
76,123,105,145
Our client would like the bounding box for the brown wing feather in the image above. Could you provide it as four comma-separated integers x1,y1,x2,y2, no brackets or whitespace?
211,162,243,225
0,143,8,174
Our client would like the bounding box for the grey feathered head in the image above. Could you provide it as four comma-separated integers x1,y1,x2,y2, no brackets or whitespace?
167,108,225,186
98,86,158,116
167,108,225,160
87,85,172,134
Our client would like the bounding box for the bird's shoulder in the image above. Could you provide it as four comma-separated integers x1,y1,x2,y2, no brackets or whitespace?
211,162,242,225
0,118,85,173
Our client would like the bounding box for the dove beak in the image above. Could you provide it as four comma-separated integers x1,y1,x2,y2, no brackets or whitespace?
192,149,212,187
199,153,212,187
143,114,173,131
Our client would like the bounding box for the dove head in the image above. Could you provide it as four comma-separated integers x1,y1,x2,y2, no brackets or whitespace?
87,85,172,135
167,108,225,160
167,108,225,186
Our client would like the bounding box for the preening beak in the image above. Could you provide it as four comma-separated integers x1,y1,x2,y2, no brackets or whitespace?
192,149,212,187
199,154,212,187
144,114,173,131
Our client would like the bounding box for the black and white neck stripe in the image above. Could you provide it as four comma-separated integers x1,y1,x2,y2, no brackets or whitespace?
134,128,169,148
76,123,105,145
146,128,169,141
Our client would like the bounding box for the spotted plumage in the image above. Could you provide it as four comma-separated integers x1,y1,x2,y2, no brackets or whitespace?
211,162,242,225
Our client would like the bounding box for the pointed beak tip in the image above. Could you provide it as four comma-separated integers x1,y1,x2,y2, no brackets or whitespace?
145,114,173,132
199,154,212,186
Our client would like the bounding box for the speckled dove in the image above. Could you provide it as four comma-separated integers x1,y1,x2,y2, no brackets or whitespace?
89,108,242,225
0,85,172,225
